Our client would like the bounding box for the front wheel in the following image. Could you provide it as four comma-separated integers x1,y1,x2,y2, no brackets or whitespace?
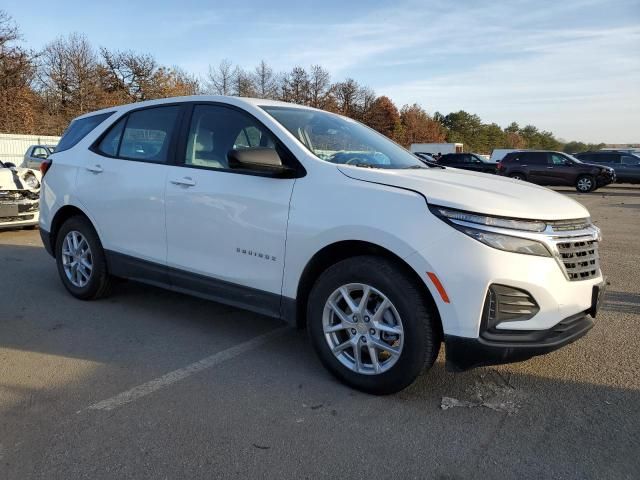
307,256,441,394
576,175,595,193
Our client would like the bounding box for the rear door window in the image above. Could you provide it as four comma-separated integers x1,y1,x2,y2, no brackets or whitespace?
56,112,114,152
96,106,180,163
119,107,180,163
518,152,546,164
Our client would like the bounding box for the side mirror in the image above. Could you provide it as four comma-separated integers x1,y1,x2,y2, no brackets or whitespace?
228,148,293,176
4,162,16,169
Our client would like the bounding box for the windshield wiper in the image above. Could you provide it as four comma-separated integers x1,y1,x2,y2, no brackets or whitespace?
407,161,445,169
350,163,380,169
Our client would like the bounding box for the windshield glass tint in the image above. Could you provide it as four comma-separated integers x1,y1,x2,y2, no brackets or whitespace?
261,106,424,169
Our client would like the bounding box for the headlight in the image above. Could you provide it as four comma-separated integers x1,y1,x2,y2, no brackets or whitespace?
460,227,551,257
434,207,546,232
24,174,40,189
431,206,552,257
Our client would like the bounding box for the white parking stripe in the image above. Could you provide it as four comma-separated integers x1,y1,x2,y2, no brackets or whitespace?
87,327,288,411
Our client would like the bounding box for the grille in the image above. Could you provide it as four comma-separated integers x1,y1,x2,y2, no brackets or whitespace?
557,240,599,281
0,214,34,222
0,190,39,201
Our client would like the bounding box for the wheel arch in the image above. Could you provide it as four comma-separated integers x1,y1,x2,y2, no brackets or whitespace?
48,205,97,258
288,240,442,335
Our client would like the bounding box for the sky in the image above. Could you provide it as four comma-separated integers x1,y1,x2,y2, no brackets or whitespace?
4,0,640,143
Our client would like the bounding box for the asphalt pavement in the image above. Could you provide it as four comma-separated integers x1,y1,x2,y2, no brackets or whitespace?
1,185,639,479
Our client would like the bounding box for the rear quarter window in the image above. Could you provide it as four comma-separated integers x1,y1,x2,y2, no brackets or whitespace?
55,112,114,152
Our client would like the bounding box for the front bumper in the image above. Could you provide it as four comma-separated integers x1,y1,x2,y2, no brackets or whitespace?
445,311,594,371
40,228,54,257
0,211,39,229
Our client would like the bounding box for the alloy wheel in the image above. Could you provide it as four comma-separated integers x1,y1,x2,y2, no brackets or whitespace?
61,230,93,287
322,283,404,375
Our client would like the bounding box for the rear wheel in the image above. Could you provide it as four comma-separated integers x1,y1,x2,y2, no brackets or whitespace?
307,256,440,394
576,175,595,193
510,172,525,181
55,216,112,300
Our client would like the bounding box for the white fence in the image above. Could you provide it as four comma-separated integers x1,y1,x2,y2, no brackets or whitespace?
0,133,61,165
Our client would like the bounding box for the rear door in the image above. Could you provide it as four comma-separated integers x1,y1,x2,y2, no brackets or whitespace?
164,103,297,316
620,155,640,182
517,152,548,183
75,105,182,265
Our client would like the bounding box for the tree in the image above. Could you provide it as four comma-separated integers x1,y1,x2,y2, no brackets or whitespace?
399,104,446,147
364,96,401,141
308,64,331,109
37,33,106,132
206,59,235,95
252,60,277,99
282,66,309,105
232,66,255,97
0,10,39,133
99,49,197,104
332,78,362,118
440,110,483,151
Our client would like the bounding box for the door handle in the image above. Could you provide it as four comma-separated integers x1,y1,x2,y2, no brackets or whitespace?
86,164,103,173
170,177,196,187
547,166,554,169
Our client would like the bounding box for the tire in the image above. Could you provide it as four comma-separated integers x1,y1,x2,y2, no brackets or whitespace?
54,215,112,300
307,256,441,394
575,175,595,193
510,173,525,181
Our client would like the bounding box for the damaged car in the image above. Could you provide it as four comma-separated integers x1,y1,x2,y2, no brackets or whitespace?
0,160,41,230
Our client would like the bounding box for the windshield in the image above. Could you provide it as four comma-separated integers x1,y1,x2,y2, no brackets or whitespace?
261,106,425,169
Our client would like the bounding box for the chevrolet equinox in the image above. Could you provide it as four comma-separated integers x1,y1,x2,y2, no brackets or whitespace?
39,96,606,394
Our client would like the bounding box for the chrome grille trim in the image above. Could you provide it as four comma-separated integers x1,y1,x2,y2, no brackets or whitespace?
557,239,599,281
547,218,591,232
447,216,602,282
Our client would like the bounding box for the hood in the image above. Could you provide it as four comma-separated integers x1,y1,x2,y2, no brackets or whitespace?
338,165,589,220
0,167,41,191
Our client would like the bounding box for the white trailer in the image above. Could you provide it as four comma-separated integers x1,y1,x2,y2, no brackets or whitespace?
410,143,463,155
490,149,522,162
0,133,60,166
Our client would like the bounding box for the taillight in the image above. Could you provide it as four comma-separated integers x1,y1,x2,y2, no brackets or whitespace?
496,162,502,170
40,159,52,176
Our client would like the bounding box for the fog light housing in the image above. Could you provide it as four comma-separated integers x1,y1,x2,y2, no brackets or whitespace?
482,284,539,331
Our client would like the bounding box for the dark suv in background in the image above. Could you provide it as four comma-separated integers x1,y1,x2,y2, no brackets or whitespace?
497,150,615,192
573,151,640,184
437,153,497,174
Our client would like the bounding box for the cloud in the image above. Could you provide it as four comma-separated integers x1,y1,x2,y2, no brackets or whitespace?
382,26,640,142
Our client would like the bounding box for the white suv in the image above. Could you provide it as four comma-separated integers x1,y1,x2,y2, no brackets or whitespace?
39,96,606,393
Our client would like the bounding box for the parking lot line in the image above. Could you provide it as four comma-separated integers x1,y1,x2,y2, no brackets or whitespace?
86,326,289,411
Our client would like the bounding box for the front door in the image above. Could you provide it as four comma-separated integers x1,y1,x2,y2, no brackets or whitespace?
164,104,296,317
546,152,576,186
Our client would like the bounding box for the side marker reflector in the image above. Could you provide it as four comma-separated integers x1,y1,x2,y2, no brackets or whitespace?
427,272,450,304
